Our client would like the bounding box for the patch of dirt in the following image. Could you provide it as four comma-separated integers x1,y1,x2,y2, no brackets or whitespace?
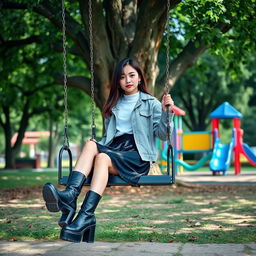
0,182,255,202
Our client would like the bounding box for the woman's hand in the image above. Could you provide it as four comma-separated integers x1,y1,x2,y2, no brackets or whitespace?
162,94,174,112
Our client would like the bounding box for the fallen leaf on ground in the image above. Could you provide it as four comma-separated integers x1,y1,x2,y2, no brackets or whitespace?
188,235,198,241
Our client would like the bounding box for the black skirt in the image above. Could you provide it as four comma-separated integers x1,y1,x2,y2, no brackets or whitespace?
96,134,150,185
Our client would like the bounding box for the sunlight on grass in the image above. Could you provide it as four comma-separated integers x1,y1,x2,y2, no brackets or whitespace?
0,170,255,243
102,209,120,213
199,208,216,214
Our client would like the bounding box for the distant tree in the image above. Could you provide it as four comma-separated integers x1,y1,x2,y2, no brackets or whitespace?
0,11,62,168
242,109,256,146
171,53,253,131
241,57,256,146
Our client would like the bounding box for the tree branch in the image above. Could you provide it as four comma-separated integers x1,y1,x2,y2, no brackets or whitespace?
54,73,104,110
29,106,51,117
8,82,53,96
122,0,137,49
2,0,89,63
26,83,54,96
131,0,181,61
104,0,126,59
54,73,90,93
1,1,27,9
157,22,232,97
157,40,209,98
0,35,39,49
8,83,25,93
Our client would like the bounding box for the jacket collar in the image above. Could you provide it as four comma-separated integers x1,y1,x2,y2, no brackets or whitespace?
112,91,154,113
134,91,154,109
140,91,155,101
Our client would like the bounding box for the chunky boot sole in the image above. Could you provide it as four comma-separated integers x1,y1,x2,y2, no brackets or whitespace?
42,183,75,226
42,183,60,212
60,225,96,243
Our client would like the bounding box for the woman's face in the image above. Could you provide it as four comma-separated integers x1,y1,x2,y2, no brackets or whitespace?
119,64,141,95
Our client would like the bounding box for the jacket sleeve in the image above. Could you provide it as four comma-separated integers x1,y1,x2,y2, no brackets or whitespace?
98,118,110,145
152,100,174,141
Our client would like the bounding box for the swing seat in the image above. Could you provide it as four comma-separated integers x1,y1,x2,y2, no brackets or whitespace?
59,174,174,187
57,146,175,187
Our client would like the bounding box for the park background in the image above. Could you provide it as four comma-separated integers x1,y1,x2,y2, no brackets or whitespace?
0,0,256,248
0,0,256,168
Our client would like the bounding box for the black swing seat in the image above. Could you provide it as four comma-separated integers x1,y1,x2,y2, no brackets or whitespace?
58,139,175,187
59,174,174,187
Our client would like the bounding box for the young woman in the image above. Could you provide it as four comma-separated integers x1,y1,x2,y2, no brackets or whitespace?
42,57,174,243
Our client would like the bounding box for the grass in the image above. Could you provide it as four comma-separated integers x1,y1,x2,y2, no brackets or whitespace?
96,187,256,243
0,169,70,188
0,166,255,189
0,169,255,243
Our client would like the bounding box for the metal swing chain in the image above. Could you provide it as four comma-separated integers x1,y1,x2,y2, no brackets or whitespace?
88,0,96,139
164,0,174,179
61,0,69,148
164,0,171,95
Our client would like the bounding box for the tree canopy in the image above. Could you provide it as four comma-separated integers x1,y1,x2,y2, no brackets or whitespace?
1,0,256,168
2,0,256,106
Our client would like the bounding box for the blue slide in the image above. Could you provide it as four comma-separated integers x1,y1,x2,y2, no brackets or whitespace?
242,143,256,166
209,138,234,175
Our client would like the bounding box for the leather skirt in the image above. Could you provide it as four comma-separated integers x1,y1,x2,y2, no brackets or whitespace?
96,134,150,185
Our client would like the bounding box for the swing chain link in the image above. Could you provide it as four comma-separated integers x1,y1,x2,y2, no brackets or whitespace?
164,0,173,177
61,0,69,148
164,0,171,142
164,0,171,95
89,0,96,139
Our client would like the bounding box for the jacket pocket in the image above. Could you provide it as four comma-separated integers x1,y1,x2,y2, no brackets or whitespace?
139,110,152,117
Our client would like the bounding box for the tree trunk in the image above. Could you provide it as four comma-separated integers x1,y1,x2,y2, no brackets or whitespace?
51,123,61,168
2,101,31,169
3,109,14,169
47,113,54,168
47,113,61,168
2,106,16,169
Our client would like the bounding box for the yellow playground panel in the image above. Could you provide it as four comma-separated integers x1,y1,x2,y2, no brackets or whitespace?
182,132,212,151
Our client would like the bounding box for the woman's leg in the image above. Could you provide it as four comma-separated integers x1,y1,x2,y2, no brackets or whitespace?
60,153,118,243
73,139,99,177
42,139,99,226
90,152,119,195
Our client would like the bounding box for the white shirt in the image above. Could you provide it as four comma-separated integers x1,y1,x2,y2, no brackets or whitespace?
115,92,140,137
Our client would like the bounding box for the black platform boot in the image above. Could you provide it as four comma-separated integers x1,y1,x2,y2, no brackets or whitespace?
60,190,102,243
42,171,86,227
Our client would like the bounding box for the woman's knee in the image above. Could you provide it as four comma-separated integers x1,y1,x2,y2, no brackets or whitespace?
95,153,111,165
85,139,96,146
83,139,97,151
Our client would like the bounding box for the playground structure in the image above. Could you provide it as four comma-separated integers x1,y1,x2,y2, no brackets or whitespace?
11,131,50,169
159,105,213,174
210,102,256,174
160,102,256,175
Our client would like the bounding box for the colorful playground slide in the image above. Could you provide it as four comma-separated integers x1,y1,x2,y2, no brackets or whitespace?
161,148,212,171
242,143,256,166
175,153,212,171
209,138,234,174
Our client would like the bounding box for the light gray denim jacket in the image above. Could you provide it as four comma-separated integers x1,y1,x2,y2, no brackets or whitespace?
98,92,174,162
